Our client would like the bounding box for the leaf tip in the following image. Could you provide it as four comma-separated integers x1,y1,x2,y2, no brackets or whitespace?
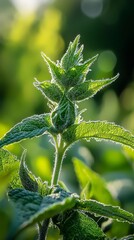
41,51,47,61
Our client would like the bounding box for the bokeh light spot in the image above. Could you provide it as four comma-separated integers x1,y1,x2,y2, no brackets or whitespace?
120,86,134,111
11,0,53,14
34,156,52,180
81,0,103,18
98,50,117,72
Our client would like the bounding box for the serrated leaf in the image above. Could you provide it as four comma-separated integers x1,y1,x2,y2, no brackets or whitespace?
0,149,22,189
41,36,98,88
73,158,117,204
76,199,134,224
75,54,98,78
0,114,52,148
8,187,76,231
41,51,63,84
61,54,98,88
19,150,38,192
63,121,134,150
61,35,83,70
34,79,63,103
60,210,106,240
68,74,119,101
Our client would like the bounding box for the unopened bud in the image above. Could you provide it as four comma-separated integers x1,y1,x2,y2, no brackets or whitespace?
52,95,76,132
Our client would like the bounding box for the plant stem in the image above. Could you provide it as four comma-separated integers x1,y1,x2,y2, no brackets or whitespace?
51,135,65,186
38,219,50,240
38,135,65,240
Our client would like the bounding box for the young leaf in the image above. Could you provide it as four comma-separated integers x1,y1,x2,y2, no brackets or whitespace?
52,95,76,132
63,121,134,150
73,158,117,205
60,210,106,240
68,74,119,102
80,181,93,200
19,150,38,192
37,178,50,196
8,187,76,231
0,149,22,189
0,114,52,148
74,54,98,80
76,199,134,224
34,79,63,103
61,35,82,70
60,54,98,88
58,180,70,192
41,51,63,84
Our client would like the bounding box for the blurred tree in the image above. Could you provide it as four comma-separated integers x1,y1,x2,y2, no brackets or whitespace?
0,4,64,126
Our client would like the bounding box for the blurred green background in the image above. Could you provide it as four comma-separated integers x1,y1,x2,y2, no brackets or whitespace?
0,0,134,238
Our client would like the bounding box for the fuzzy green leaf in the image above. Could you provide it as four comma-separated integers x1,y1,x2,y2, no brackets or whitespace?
52,95,76,132
8,187,76,231
68,74,119,101
34,79,63,103
41,36,98,88
41,51,63,84
37,179,50,196
0,114,52,148
60,210,106,240
19,150,38,192
60,54,98,88
76,199,134,224
61,35,83,70
73,158,117,204
80,181,93,200
74,54,98,79
0,149,22,189
63,121,134,149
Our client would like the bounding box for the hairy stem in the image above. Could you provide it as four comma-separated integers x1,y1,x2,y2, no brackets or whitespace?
38,135,65,239
51,135,65,186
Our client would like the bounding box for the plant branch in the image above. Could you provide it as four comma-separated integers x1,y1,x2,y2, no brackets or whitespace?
51,135,65,187
38,135,66,240
38,219,50,240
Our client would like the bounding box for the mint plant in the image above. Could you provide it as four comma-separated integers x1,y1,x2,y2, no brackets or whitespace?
0,35,134,240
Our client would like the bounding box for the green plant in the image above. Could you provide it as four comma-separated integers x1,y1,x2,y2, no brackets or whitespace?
0,35,134,240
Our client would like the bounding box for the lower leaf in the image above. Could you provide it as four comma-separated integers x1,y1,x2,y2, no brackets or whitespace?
73,158,117,205
76,199,134,224
8,187,76,232
60,210,106,240
0,149,22,189
0,113,52,148
19,150,38,192
63,121,134,150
